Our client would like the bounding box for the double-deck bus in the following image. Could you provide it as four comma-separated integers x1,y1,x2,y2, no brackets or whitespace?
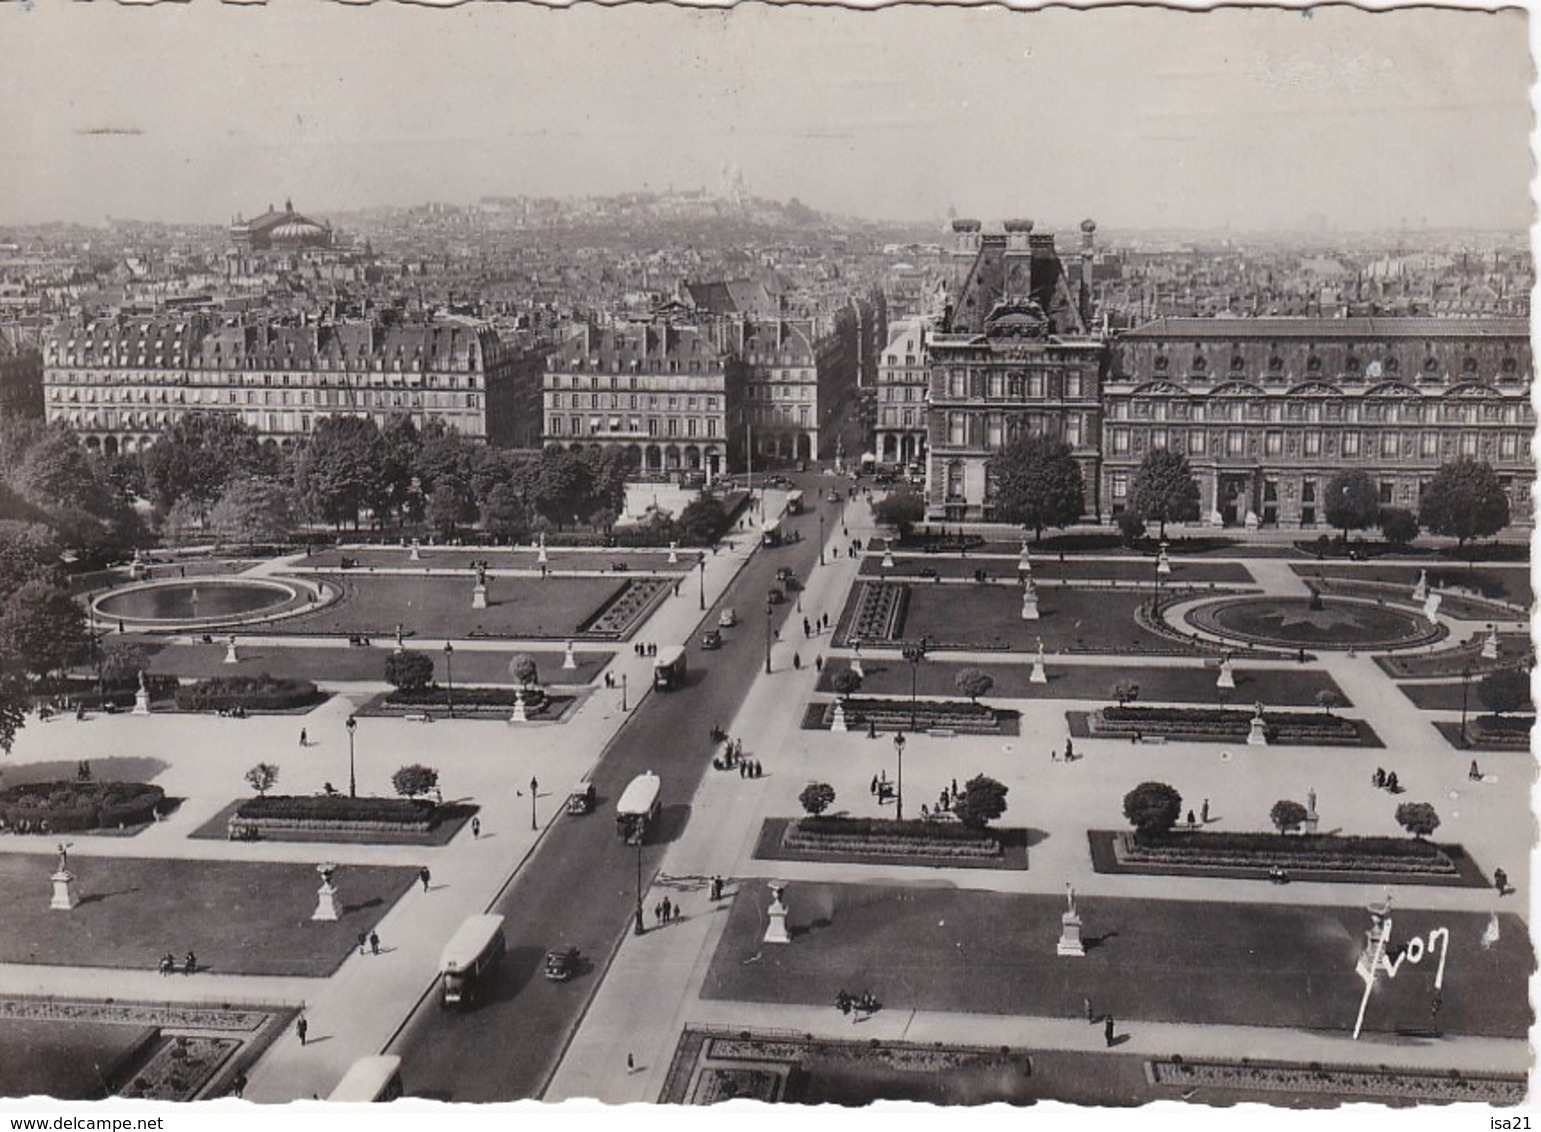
437,914,506,1008
616,772,662,845
328,1055,404,1102
653,644,688,690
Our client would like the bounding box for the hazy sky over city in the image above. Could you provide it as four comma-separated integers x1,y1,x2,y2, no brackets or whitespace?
1,1,1531,231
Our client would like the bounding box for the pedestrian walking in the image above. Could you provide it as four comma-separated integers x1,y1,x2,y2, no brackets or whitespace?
739,761,747,779
803,618,811,638
300,728,309,747
1186,809,1197,829
792,653,801,670
357,930,368,955
1084,997,1094,1023
1494,867,1508,895
1065,738,1074,761
870,775,879,795
1104,1016,1115,1047
1469,759,1482,781
471,816,481,839
662,896,673,922
654,902,663,925
296,1015,308,1046
815,655,823,672
1050,748,1058,762
418,866,431,892
369,930,380,955
822,613,829,631
627,1053,636,1074
1200,798,1210,824
230,1071,247,1098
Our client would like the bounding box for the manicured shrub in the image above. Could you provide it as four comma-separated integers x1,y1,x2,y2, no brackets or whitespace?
174,673,321,712
0,781,165,831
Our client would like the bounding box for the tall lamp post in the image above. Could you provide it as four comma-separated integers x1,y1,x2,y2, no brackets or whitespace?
1460,663,1473,748
818,512,826,566
633,839,645,935
698,553,707,611
902,640,927,732
529,776,539,831
443,641,455,718
765,602,774,675
620,672,628,712
345,714,357,799
893,732,907,821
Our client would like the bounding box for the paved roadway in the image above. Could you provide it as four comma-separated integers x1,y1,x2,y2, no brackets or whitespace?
387,480,836,1101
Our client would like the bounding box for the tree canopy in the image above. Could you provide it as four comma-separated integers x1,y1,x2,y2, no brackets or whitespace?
1394,801,1441,839
383,650,435,693
1419,458,1511,549
294,416,384,528
0,578,88,679
142,413,269,514
1127,448,1200,538
1122,781,1182,836
1269,799,1308,835
952,774,1009,828
1323,470,1380,539
798,782,836,816
987,433,1085,541
954,668,994,703
245,763,279,797
208,477,295,546
873,488,925,538
392,764,440,799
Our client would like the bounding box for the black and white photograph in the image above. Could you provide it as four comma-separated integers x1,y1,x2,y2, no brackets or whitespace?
0,0,1533,1121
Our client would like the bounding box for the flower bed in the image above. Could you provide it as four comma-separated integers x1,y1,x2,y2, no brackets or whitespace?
385,685,550,710
581,579,670,637
0,781,166,832
1147,1056,1525,1105
228,795,435,839
784,815,1001,858
117,1035,240,1102
1091,705,1362,745
814,697,1003,734
173,673,321,713
844,580,908,644
1116,830,1459,876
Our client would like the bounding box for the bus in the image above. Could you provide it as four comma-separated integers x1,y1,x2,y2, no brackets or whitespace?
785,489,805,516
653,644,688,690
327,1055,404,1103
438,914,506,1008
616,772,661,845
761,518,782,547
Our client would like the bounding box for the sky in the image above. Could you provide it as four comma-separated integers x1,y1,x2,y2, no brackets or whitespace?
0,1,1532,231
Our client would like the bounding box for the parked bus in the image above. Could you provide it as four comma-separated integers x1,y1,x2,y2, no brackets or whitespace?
616,772,661,845
785,489,805,516
438,914,506,1008
653,644,687,690
328,1055,404,1103
761,518,782,546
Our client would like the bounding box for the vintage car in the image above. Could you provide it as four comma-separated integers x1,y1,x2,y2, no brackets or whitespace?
701,629,723,650
544,947,581,981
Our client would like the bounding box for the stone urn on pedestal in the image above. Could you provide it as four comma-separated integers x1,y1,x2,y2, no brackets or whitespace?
49,845,78,911
312,863,340,922
1030,639,1048,684
764,881,791,945
223,636,240,665
509,687,529,724
1247,703,1269,746
831,700,848,732
1020,577,1040,621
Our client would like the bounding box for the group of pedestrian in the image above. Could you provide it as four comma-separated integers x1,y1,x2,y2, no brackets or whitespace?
633,642,660,658
158,950,197,976
1372,767,1401,793
870,771,893,803
75,760,92,781
653,896,682,926
835,989,881,1018
708,875,726,901
737,759,764,779
1468,759,1483,782
356,929,381,955
1051,739,1077,763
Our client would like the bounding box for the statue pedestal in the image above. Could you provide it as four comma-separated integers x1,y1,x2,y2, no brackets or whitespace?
831,701,848,732
562,641,578,671
1303,810,1319,834
668,544,680,565
764,884,791,945
472,583,488,610
1247,716,1269,746
1030,659,1048,684
850,659,864,680
1482,631,1499,661
1020,590,1040,621
50,870,79,911
409,541,421,561
510,688,528,724
223,643,239,665
312,881,340,922
1156,552,1172,577
1057,910,1085,957
133,689,151,716
1217,662,1235,690
1244,510,1260,532
1411,581,1427,602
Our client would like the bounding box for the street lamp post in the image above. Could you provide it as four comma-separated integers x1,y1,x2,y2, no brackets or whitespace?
345,715,357,799
1460,664,1473,748
765,603,774,675
902,640,926,732
818,512,826,566
893,732,906,822
698,554,707,612
529,776,539,831
621,672,628,712
443,641,455,718
633,840,645,935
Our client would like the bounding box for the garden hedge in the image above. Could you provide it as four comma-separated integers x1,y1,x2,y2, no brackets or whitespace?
174,673,321,712
0,781,166,832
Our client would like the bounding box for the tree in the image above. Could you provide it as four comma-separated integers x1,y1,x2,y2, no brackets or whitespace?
1116,511,1147,547
426,478,475,539
391,764,440,800
142,413,267,514
1122,781,1182,836
509,653,539,687
0,578,87,679
1419,458,1511,558
1478,668,1530,717
99,641,150,688
873,488,924,538
245,763,279,798
678,497,726,545
0,690,25,755
798,781,836,816
1127,448,1200,539
952,774,1009,828
1394,801,1441,840
1380,507,1419,548
1112,681,1140,708
987,433,1085,542
1314,689,1340,716
370,416,423,524
383,650,435,693
207,477,295,546
1270,799,1308,835
481,482,530,544
294,416,384,528
532,449,593,528
830,669,863,699
0,522,61,603
1324,470,1379,541
954,668,994,704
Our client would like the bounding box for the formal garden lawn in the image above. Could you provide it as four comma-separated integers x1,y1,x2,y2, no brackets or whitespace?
0,856,417,977
701,883,1532,1040
814,660,1349,708
304,546,692,574
1394,680,1533,714
138,640,612,686
1289,562,1532,609
251,574,656,639
850,583,1217,655
0,1018,158,1099
858,556,1255,585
